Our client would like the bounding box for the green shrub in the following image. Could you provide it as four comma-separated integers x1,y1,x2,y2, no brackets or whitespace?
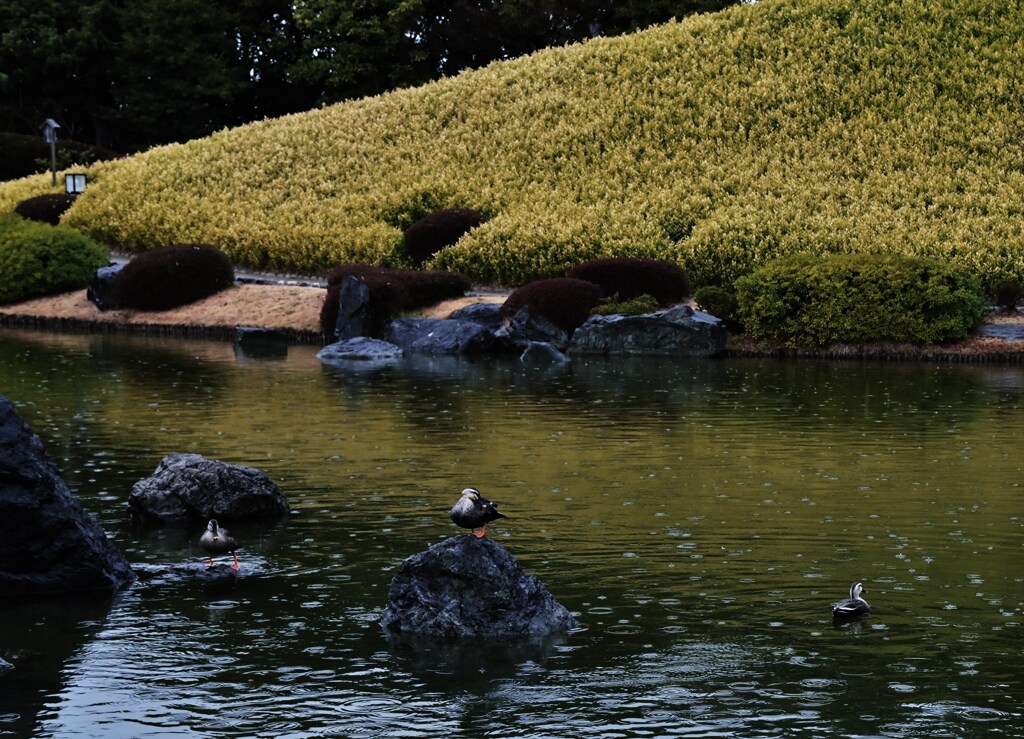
320,264,471,337
0,213,109,304
500,277,603,332
404,208,486,267
566,257,690,307
735,253,985,346
591,293,661,315
14,193,78,225
694,285,742,332
114,244,235,311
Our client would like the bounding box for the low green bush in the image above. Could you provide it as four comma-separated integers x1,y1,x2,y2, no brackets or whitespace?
566,258,690,307
14,193,78,225
404,208,486,267
320,264,471,337
0,213,109,304
735,253,985,346
114,244,234,311
694,285,742,332
591,293,661,316
500,277,603,332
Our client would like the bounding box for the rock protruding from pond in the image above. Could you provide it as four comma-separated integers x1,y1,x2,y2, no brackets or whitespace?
127,453,290,524
568,305,728,357
380,535,578,639
0,395,136,596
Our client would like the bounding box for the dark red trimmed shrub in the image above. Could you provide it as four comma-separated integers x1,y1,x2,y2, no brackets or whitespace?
14,194,78,226
114,244,234,311
994,282,1023,311
403,208,486,266
320,264,471,337
566,257,690,307
500,278,603,333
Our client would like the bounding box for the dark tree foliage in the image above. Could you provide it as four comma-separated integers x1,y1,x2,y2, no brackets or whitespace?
404,208,486,266
500,277,602,333
566,257,690,306
320,264,471,337
114,244,235,311
0,0,741,158
14,193,78,225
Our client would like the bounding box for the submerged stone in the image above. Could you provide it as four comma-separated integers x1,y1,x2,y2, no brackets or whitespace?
380,535,578,639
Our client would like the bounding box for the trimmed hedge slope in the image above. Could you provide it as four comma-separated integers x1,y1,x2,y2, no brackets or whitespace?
2,0,1022,291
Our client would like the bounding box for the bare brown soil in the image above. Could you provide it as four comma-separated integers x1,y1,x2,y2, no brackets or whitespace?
0,284,506,342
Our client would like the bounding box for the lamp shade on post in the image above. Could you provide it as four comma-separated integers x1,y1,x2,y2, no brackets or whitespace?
41,118,61,186
65,173,87,194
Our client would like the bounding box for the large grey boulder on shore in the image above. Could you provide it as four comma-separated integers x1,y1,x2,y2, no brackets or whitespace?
128,453,290,523
568,305,729,357
380,535,578,639
0,395,135,595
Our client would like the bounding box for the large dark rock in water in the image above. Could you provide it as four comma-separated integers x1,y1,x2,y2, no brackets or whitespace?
382,317,502,356
127,453,290,523
333,274,374,341
0,395,135,595
568,305,728,357
380,535,578,639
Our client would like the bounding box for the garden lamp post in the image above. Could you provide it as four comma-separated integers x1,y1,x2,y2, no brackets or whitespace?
41,118,60,186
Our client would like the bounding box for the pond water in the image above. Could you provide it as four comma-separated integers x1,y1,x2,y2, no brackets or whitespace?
1,328,1021,738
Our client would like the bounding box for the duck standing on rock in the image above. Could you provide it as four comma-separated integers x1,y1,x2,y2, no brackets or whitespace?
450,487,507,538
832,581,870,619
200,519,240,570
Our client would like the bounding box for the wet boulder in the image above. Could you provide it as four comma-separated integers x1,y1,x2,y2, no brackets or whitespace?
568,305,728,357
86,263,124,311
497,307,571,352
382,317,502,356
127,453,289,524
380,535,578,639
333,275,374,341
448,301,505,330
0,395,135,596
317,336,404,364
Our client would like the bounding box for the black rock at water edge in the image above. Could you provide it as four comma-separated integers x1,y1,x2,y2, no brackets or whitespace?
380,535,579,639
127,453,290,524
0,395,135,596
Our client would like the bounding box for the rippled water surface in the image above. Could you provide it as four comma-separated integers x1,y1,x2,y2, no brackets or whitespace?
1,329,1022,737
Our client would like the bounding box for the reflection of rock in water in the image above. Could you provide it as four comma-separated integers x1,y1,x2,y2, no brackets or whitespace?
0,595,115,735
385,630,568,679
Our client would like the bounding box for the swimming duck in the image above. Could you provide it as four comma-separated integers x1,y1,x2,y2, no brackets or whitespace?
200,519,239,570
832,581,870,618
450,487,507,538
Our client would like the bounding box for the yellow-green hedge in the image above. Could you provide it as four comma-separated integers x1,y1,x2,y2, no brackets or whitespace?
2,0,1022,290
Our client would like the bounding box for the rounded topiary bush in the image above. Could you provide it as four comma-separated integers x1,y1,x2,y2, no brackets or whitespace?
993,282,1022,311
14,193,78,226
694,285,742,332
566,257,690,307
500,278,603,333
320,264,471,337
0,213,110,304
114,244,235,311
735,253,986,346
403,208,486,267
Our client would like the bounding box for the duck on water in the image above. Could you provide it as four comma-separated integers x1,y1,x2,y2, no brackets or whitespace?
832,581,871,618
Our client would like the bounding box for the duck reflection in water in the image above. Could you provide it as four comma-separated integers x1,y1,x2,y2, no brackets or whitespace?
200,519,240,570
450,487,507,538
